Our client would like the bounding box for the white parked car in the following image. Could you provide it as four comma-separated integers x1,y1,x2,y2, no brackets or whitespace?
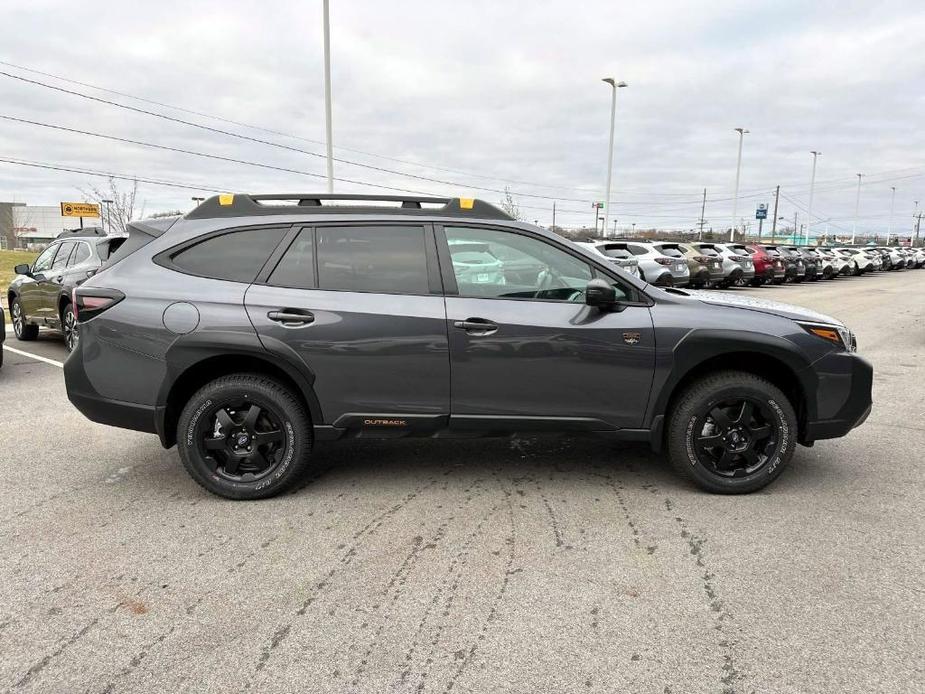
710,243,756,287
834,247,874,275
575,241,642,278
604,240,691,287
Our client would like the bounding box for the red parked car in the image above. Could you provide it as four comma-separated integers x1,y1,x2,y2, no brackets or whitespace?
744,244,786,286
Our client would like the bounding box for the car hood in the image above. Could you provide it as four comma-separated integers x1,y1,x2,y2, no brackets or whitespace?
685,289,844,326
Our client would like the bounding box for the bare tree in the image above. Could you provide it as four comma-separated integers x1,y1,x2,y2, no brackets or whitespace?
498,186,522,220
79,178,145,234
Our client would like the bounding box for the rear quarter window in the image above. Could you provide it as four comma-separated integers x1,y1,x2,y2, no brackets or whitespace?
168,227,288,283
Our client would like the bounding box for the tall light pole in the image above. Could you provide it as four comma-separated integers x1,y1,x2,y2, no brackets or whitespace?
601,78,627,238
888,186,896,241
851,173,863,244
191,196,205,210
730,127,749,241
806,151,821,244
322,0,335,193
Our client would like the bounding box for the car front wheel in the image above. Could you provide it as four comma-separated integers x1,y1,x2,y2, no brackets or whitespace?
10,297,38,341
667,370,797,494
177,374,313,500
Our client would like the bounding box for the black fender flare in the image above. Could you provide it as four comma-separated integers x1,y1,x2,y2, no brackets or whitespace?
646,329,818,438
155,330,324,446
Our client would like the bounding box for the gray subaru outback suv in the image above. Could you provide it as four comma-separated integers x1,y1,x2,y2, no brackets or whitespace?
64,194,872,499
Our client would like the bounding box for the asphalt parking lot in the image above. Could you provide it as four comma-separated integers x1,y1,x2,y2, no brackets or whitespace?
1,272,923,694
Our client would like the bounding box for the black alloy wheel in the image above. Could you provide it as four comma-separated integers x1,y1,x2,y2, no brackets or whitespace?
177,374,313,499
667,370,797,493
689,397,779,478
200,401,287,481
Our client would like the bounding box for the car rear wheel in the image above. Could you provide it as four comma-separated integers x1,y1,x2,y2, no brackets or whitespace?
177,373,313,500
62,303,78,352
10,298,38,341
666,370,797,494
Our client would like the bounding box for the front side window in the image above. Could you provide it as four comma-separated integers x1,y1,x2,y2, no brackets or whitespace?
32,244,59,273
51,242,76,270
444,226,594,302
316,225,429,294
170,227,287,283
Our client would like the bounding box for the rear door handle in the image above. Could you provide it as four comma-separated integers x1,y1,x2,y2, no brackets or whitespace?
268,309,315,326
453,318,498,335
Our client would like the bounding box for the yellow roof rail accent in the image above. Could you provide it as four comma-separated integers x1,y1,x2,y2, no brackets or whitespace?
459,198,475,210
218,193,235,206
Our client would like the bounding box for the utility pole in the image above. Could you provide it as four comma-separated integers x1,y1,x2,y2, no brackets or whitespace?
915,212,922,248
322,0,335,193
612,219,618,234
552,201,557,231
698,188,707,240
913,201,919,243
793,212,798,240
770,185,780,240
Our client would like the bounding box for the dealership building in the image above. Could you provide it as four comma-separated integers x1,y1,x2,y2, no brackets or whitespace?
0,202,99,250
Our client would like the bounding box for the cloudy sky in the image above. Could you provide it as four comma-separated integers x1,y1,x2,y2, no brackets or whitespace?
1,0,923,236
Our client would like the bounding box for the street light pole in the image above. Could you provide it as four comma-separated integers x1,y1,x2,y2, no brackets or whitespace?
888,186,896,241
730,127,749,242
851,173,863,244
601,78,627,239
322,0,335,193
806,151,821,244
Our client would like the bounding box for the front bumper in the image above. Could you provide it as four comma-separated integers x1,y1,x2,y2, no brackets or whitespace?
802,352,873,443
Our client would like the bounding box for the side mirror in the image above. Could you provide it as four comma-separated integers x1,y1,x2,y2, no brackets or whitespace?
585,278,617,309
14,263,31,276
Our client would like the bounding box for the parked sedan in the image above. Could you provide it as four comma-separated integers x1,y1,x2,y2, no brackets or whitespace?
7,228,125,352
678,243,725,288
621,240,691,287
575,241,642,278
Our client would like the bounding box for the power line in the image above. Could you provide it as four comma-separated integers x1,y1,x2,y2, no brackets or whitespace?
0,113,443,196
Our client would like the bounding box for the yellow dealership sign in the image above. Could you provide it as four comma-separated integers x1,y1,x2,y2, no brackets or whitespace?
60,202,100,218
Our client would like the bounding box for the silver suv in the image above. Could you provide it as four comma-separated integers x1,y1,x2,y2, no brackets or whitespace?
620,240,690,287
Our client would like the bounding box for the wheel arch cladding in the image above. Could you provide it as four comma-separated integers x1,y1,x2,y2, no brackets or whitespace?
157,334,323,448
651,329,816,441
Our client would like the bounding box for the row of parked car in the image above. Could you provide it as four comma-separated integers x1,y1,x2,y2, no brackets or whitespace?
575,239,925,288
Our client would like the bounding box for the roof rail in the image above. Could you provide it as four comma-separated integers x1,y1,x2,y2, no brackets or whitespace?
186,193,514,221
56,226,106,239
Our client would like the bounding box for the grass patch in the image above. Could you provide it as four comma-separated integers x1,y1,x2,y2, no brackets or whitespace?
0,249,38,298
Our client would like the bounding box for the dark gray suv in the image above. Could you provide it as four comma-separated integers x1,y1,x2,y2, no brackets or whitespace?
64,194,873,499
7,228,125,352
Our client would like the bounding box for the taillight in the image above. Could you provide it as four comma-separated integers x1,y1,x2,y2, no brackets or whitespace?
732,255,749,263
694,255,711,263
654,257,674,265
74,288,125,323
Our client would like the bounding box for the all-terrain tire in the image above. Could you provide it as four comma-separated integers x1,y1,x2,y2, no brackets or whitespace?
177,373,313,500
666,370,798,494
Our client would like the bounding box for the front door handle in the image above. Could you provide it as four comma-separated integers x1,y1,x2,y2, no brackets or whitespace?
453,318,498,335
268,309,315,326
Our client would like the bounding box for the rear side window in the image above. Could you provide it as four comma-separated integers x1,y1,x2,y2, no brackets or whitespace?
656,245,684,258
171,227,287,283
268,228,315,289
52,242,76,270
99,238,125,261
316,225,429,294
69,243,92,266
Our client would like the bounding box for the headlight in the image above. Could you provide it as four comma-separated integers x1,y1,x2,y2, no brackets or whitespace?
799,322,856,352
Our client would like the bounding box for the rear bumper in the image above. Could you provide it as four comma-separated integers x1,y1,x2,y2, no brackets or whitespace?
802,352,873,443
64,349,159,436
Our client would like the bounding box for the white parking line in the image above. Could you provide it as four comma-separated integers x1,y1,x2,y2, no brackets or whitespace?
2,345,64,368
